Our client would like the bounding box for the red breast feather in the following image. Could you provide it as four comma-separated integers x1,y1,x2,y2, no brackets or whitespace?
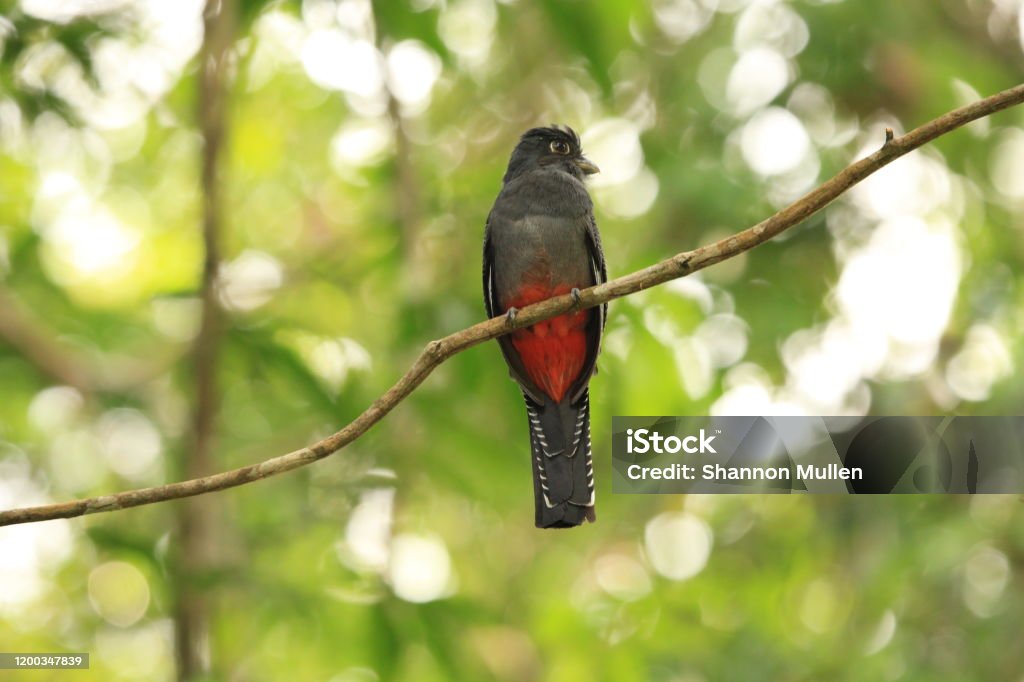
506,283,589,402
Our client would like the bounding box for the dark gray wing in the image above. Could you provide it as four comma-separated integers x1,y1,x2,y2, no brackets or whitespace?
483,214,546,404
482,213,498,319
585,212,608,330
568,212,607,404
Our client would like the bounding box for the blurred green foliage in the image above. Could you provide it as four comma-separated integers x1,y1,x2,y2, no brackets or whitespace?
1,0,1024,680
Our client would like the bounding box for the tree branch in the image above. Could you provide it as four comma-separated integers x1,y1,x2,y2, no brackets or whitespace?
0,287,183,394
2,82,1022,528
0,288,93,393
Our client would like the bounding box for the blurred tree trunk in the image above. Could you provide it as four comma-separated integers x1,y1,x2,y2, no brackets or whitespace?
388,92,422,268
371,5,426,292
173,0,236,679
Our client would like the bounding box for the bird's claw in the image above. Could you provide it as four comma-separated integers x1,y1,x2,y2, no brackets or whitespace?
505,307,519,327
570,288,582,308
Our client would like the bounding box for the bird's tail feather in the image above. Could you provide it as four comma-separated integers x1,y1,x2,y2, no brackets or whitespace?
525,391,595,528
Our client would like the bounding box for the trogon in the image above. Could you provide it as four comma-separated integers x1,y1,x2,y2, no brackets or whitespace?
482,125,606,528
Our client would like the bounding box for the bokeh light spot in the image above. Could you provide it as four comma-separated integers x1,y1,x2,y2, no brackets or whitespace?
388,534,455,603
740,107,811,176
88,561,150,627
644,512,712,581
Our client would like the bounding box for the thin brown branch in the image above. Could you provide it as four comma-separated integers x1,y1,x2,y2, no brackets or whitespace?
2,82,1023,528
0,287,182,393
0,288,92,392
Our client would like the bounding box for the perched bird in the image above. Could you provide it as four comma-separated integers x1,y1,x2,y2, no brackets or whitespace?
482,125,606,528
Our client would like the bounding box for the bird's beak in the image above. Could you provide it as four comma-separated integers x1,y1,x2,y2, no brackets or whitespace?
574,156,600,175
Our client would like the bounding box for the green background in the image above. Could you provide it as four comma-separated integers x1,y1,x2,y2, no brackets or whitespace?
1,0,1023,680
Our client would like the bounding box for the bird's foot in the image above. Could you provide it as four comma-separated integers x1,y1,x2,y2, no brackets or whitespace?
570,288,582,309
505,307,519,327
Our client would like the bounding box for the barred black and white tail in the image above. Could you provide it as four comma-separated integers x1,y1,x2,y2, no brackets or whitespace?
524,390,595,528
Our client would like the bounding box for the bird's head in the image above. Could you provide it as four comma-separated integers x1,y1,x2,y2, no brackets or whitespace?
502,125,600,184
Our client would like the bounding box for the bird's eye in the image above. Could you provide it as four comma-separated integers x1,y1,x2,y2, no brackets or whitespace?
549,140,571,155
